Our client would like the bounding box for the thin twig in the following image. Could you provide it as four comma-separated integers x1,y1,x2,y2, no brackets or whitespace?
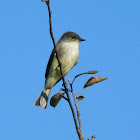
61,93,68,101
68,78,83,139
76,88,84,97
45,1,83,139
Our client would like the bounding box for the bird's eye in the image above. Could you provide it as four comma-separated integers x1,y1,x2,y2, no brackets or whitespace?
71,36,75,39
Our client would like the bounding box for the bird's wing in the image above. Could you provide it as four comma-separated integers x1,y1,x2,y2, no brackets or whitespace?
45,48,55,79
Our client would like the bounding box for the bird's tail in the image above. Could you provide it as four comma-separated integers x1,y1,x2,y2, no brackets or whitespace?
34,88,52,109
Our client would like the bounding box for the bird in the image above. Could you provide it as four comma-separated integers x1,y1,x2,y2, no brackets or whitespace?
34,31,85,109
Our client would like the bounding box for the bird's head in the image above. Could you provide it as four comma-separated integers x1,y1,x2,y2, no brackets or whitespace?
60,31,85,43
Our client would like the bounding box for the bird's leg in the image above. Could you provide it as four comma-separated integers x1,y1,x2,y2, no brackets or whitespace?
61,80,70,93
62,82,68,87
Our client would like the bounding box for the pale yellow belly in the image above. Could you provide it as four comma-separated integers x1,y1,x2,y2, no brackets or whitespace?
45,47,79,89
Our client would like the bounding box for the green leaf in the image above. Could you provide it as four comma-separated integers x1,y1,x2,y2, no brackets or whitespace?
50,93,62,108
76,96,85,102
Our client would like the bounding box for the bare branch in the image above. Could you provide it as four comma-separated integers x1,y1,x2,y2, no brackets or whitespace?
46,1,66,86
68,78,83,139
45,1,83,139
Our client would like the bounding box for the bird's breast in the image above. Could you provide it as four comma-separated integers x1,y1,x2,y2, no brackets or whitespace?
58,42,79,69
45,42,79,89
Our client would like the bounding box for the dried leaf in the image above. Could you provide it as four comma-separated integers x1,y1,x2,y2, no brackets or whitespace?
76,96,85,102
84,77,108,88
86,70,99,74
50,93,62,108
75,70,98,78
91,135,96,140
72,70,98,84
41,0,49,2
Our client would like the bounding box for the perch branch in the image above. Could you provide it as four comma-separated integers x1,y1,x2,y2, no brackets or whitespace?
45,1,83,139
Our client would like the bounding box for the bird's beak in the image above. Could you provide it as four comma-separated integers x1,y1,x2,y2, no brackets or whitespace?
80,38,86,41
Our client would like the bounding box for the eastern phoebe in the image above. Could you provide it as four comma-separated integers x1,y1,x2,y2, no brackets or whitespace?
34,31,85,109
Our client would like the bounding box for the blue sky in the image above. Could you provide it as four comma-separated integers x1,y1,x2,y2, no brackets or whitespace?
0,0,140,140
